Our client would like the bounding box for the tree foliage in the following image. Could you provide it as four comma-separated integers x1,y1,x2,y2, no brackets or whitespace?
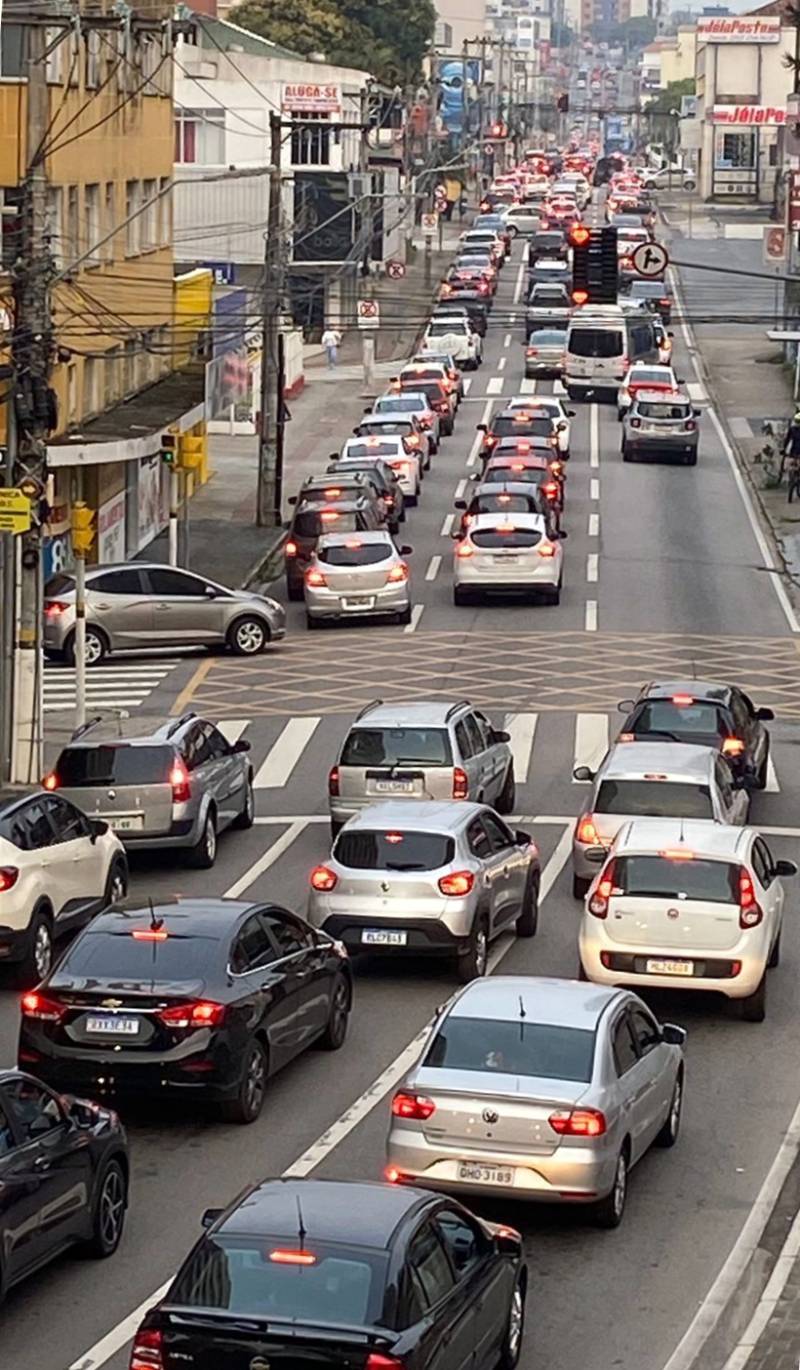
229,0,435,81
645,77,695,116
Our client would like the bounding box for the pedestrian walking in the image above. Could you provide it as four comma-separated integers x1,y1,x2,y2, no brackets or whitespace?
321,325,341,369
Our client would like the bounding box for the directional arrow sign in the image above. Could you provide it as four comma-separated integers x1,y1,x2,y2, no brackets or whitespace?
631,241,669,278
0,487,32,534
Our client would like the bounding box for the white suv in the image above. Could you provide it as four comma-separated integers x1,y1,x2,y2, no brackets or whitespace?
0,793,127,983
422,318,482,369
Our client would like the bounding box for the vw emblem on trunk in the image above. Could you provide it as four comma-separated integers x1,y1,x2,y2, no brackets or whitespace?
482,1108,499,1124
107,789,116,799
667,907,680,920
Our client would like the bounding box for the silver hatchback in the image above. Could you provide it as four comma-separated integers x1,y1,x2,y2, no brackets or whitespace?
386,976,686,1227
307,800,541,981
304,530,413,628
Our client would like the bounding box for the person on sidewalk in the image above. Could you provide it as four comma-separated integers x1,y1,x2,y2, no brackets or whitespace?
321,325,342,369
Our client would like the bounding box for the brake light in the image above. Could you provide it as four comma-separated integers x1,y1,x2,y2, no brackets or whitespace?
739,868,764,928
660,297,670,307
455,541,474,558
722,737,745,757
452,766,469,799
577,814,599,844
21,991,66,1021
588,861,616,917
685,419,697,433
439,870,474,896
132,928,169,941
269,1249,317,1266
130,1328,164,1370
311,865,338,892
366,1354,405,1370
527,347,538,357
550,460,563,474
406,434,420,447
169,760,191,804
549,1108,607,1137
543,482,559,497
0,866,20,892
537,542,557,558
159,1000,225,1030
42,771,59,790
328,765,340,796
44,600,69,618
392,1091,436,1120
672,693,694,705
386,562,409,583
320,510,340,523
285,540,297,558
630,418,641,429
305,568,327,588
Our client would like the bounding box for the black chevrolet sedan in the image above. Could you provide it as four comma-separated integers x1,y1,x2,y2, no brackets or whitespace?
18,898,353,1124
130,1178,526,1370
0,1068,128,1298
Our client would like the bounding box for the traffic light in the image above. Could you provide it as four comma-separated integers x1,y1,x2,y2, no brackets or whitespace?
557,94,569,113
71,501,95,556
568,224,618,305
489,121,507,138
160,433,178,465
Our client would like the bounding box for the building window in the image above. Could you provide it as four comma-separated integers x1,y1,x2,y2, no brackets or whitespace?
84,183,100,265
1,24,25,77
83,356,97,416
45,26,63,83
174,109,225,164
157,176,171,246
85,28,100,88
125,180,141,256
141,179,157,250
720,132,753,169
291,112,331,167
66,185,79,264
104,183,116,261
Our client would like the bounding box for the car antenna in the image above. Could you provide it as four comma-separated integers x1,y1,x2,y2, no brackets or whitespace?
148,897,163,933
679,817,686,844
518,994,526,1041
296,1195,307,1252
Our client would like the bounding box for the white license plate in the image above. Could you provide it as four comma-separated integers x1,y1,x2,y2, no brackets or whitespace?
85,1016,140,1035
493,554,519,563
361,929,408,946
457,1162,515,1186
105,813,144,832
342,596,375,610
646,958,694,977
374,780,414,793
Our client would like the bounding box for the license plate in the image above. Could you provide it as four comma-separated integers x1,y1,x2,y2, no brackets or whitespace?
493,554,519,563
361,929,408,946
457,1162,515,1186
342,596,374,610
85,1016,140,1035
374,780,414,793
646,958,694,977
104,813,144,832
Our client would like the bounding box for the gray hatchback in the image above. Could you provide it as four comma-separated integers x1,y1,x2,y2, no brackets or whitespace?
621,390,700,466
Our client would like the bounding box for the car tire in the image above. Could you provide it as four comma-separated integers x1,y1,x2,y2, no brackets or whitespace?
317,974,351,1051
769,930,781,969
390,519,400,535
546,583,561,606
495,765,516,815
189,809,217,869
577,960,589,981
227,615,269,656
456,913,489,983
232,777,255,830
405,492,419,508
222,1038,268,1124
572,873,589,900
18,906,54,986
287,580,304,602
64,626,108,667
498,1274,526,1370
516,874,539,938
85,1158,127,1258
103,859,129,908
684,451,698,467
397,605,412,626
453,587,469,607
621,444,632,462
737,974,767,1022
306,612,321,631
593,1146,629,1229
655,1071,683,1148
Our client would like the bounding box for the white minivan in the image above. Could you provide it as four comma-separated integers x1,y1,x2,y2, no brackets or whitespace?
565,305,658,401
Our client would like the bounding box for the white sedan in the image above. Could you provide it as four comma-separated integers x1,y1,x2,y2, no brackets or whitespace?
617,364,680,420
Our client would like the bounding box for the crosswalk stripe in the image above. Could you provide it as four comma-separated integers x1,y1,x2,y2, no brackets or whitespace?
44,669,173,679
573,713,609,781
462,377,472,394
553,380,566,395
504,713,538,784
217,720,250,745
44,697,149,712
486,376,504,395
43,681,167,693
765,756,780,793
254,717,321,788
519,378,537,394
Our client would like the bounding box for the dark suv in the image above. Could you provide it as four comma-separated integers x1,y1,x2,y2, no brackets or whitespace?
285,497,384,600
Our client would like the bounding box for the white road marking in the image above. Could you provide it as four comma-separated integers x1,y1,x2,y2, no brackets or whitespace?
44,666,176,677
513,261,525,303
590,477,600,501
585,600,598,632
254,719,320,789
504,712,538,783
503,332,512,347
765,755,780,793
216,719,249,744
486,376,504,395
509,312,517,324
519,377,537,394
589,512,599,537
686,381,706,402
573,712,608,779
440,513,454,536
467,399,493,468
225,819,309,897
721,1206,800,1370
586,553,599,583
553,379,566,395
455,478,466,499
590,403,599,468
462,377,472,394
425,554,441,581
404,604,424,633
498,356,506,372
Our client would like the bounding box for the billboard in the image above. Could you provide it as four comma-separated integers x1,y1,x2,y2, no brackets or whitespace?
697,16,780,42
293,171,353,262
436,57,482,137
282,83,341,113
711,105,785,125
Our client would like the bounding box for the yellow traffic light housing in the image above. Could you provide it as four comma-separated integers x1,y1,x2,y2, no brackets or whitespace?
71,501,95,556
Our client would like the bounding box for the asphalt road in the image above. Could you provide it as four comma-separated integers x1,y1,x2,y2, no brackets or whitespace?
5,227,800,1370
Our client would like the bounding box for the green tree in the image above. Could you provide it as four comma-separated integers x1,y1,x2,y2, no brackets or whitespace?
229,0,435,81
645,77,695,116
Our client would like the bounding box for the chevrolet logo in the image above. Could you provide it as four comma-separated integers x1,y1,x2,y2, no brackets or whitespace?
101,999,124,1009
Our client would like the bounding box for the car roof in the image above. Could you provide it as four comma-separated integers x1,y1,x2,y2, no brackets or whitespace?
632,389,689,403
612,818,751,859
468,511,547,532
316,529,393,549
472,481,541,498
344,800,486,833
352,701,473,728
377,392,429,406
637,679,733,706
448,975,622,1028
56,714,188,748
214,1177,431,1249
294,496,368,513
81,897,265,939
600,741,718,782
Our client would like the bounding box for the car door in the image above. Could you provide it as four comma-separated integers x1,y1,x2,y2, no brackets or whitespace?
626,1004,671,1148
466,817,508,933
15,798,74,918
454,718,479,796
405,1219,475,1370
473,711,505,799
481,812,526,924
610,1009,655,1163
732,689,763,771
227,914,304,1074
86,567,154,648
0,1090,38,1283
433,1208,511,1370
143,567,225,645
752,837,784,937
260,909,332,1051
42,796,106,926
465,713,497,798
196,721,242,828
1,1078,93,1271
715,755,747,825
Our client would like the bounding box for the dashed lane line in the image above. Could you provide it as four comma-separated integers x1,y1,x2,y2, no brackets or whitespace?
425,554,441,581
404,604,425,634
587,553,599,584
589,513,599,537
590,478,600,501
585,599,598,632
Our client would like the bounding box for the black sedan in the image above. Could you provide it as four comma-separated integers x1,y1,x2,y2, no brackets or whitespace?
130,1177,527,1370
616,679,773,787
0,1068,128,1297
18,898,353,1124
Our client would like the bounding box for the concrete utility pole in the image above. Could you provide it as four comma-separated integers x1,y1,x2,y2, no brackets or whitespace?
257,110,284,528
10,21,53,784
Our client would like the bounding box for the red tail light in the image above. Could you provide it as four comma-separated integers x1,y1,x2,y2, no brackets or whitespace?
629,417,641,429
722,737,745,757
328,765,340,796
311,865,338,892
21,991,66,1021
542,482,559,497
739,868,763,929
305,568,327,587
44,600,70,618
42,772,59,791
130,1329,164,1370
392,1090,436,1120
549,1107,607,1137
527,347,538,357
439,869,474,896
158,1000,226,1029
366,1354,404,1370
386,562,409,583
0,866,20,892
455,541,473,559
269,1249,317,1265
576,814,599,844
285,540,297,558
169,760,191,804
452,766,468,799
588,860,618,918
660,297,670,307
537,542,557,558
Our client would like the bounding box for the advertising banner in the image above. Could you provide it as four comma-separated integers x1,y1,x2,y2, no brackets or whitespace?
697,16,780,42
282,83,341,114
712,105,785,126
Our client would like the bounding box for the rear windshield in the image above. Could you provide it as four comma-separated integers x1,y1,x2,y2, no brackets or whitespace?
376,398,423,413
631,282,668,299
534,234,564,249
530,290,568,305
611,855,739,903
318,544,390,567
59,928,219,979
487,464,546,484
595,780,714,819
493,416,552,438
629,370,670,386
360,421,411,436
474,493,535,515
401,370,442,384
632,700,725,738
426,1017,595,1083
300,483,359,502
293,510,358,538
474,216,505,228
347,442,399,459
341,727,453,768
637,402,690,420
428,321,467,336
170,1236,387,1325
402,382,443,402
529,331,566,345
568,328,624,358
45,574,76,596
335,830,455,871
471,527,542,548
55,744,172,787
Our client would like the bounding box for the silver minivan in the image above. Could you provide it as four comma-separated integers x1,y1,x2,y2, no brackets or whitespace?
565,306,658,400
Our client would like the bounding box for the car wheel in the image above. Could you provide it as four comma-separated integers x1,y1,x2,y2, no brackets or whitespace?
317,974,351,1051
390,519,400,535
189,809,217,869
499,1274,526,1370
64,626,108,667
456,913,489,983
85,1158,127,1257
405,492,419,508
516,873,539,938
453,587,469,606
655,1071,683,1148
397,604,412,626
769,930,781,969
495,765,516,815
306,612,321,630
577,960,589,981
593,1146,628,1229
232,777,255,830
223,1038,268,1124
738,974,767,1022
103,859,128,907
287,580,304,603
621,444,632,462
684,451,698,467
227,615,268,656
572,874,590,900
18,907,54,986
546,583,561,606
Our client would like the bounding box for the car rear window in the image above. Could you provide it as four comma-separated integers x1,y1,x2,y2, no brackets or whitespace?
534,234,564,249
360,421,412,437
632,700,725,738
341,727,453,768
428,321,467,336
59,928,220,979
493,416,552,438
377,398,422,412
471,527,542,548
475,493,535,515
170,1237,388,1325
293,510,358,538
335,830,455,871
568,327,624,358
54,744,173,787
530,290,568,305
631,282,669,299
611,855,739,903
347,442,400,458
402,382,444,403
425,1017,595,1083
487,464,546,484
528,330,566,345
637,402,690,420
45,574,76,596
629,370,669,386
318,543,391,567
595,780,714,819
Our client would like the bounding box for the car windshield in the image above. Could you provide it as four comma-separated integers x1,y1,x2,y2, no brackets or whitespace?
59,928,220,979
471,527,542,548
529,331,566,345
632,700,725,737
341,726,453,768
335,830,455,871
425,1017,596,1083
595,780,714,819
637,402,690,420
568,328,623,358
318,543,391,567
293,510,358,538
54,744,173,787
169,1236,388,1325
611,855,739,903
629,370,670,386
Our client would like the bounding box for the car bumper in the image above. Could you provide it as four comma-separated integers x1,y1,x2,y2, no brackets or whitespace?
0,925,32,964
455,564,560,591
386,1129,618,1203
307,898,477,946
305,583,410,620
17,1039,244,1101
578,926,767,999
43,617,74,650
625,436,698,456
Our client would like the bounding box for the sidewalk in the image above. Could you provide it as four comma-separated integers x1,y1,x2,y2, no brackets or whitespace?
151,220,467,592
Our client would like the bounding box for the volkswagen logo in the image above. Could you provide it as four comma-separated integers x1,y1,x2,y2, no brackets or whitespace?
667,907,680,920
482,1108,499,1124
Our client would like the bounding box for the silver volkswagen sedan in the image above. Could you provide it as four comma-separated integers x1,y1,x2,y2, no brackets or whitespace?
386,975,686,1228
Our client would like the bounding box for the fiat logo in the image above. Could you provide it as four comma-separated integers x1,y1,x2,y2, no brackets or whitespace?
667,907,680,920
482,1108,499,1124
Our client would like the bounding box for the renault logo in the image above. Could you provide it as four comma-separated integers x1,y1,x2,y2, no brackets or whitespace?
482,1108,499,1124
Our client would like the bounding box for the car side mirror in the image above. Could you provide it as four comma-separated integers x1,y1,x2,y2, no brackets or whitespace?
774,859,798,878
558,529,568,540
90,818,108,842
495,1229,522,1257
668,331,674,338
617,698,634,713
69,1099,99,1130
494,729,510,743
204,586,218,598
515,829,531,846
454,498,467,510
288,495,297,505
400,545,413,556
567,409,576,417
756,707,775,721
662,1023,687,1047
232,738,251,754
573,765,595,782
202,1208,224,1229
352,427,361,435
477,423,487,432
584,845,609,864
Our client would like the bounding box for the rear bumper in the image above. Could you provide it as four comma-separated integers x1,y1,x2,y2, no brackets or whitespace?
625,436,698,456
0,925,32,964
17,1039,243,1101
455,566,560,591
578,928,766,999
306,583,409,620
308,902,476,946
386,1128,617,1202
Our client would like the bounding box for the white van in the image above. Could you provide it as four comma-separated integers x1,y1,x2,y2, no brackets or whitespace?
565,305,658,400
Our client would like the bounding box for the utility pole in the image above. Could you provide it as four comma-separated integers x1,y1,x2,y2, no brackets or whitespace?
10,21,53,785
257,110,284,528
